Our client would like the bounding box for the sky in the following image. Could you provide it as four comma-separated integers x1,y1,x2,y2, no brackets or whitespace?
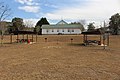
2,0,120,27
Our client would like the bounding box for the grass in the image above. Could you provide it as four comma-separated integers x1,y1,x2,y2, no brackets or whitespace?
0,35,120,80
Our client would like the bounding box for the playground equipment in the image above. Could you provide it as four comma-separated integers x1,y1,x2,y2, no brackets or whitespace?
10,31,37,44
82,29,111,49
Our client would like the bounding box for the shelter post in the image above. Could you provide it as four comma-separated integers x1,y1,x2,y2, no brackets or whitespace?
83,34,85,43
22,34,24,40
27,34,28,40
10,33,12,44
100,35,102,45
17,34,19,43
36,34,37,42
107,34,109,46
32,34,33,42
85,34,87,45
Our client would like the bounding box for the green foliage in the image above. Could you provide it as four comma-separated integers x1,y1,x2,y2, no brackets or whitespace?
109,13,120,35
34,26,40,33
35,17,49,27
35,17,49,35
0,21,10,34
70,22,85,31
11,17,25,31
87,23,95,31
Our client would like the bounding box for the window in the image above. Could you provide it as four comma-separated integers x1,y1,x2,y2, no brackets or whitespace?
57,29,59,32
52,29,54,32
68,29,70,32
46,29,49,32
62,29,64,32
72,29,74,32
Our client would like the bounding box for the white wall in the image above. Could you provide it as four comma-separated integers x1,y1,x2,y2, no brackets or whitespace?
42,29,81,35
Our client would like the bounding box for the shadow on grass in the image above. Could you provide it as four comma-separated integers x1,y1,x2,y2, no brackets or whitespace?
68,43,100,48
68,43,86,47
3,42,22,46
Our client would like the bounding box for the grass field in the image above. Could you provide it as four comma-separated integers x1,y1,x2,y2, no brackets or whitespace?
0,35,120,80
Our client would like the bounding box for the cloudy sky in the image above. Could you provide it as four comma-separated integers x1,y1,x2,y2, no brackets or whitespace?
2,0,120,26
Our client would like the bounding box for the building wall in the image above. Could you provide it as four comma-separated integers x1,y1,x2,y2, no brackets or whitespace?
42,29,81,35
118,29,120,35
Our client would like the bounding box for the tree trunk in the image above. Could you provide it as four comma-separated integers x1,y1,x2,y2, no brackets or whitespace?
1,32,3,46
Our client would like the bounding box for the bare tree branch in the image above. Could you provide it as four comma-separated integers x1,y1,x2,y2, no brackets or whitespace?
0,2,11,46
0,4,11,21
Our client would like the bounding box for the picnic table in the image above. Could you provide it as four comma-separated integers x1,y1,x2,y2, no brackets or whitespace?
84,40,100,45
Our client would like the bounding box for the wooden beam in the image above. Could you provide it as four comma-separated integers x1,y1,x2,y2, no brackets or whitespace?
32,34,33,42
10,34,12,44
17,34,19,43
36,34,37,42
83,34,85,43
23,34,24,40
100,35,102,45
107,34,109,46
27,34,28,40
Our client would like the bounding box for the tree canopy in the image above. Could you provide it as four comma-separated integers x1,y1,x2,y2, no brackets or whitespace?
11,17,25,31
109,13,120,35
35,17,49,27
87,23,95,31
35,17,49,35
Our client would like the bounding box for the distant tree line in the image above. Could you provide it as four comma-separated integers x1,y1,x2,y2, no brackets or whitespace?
0,1,119,35
1,15,120,35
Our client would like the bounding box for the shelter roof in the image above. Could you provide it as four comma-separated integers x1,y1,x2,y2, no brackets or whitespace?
82,29,101,35
11,31,36,34
82,28,111,35
42,24,83,29
56,20,68,25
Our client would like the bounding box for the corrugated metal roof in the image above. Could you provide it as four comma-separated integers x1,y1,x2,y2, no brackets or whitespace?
56,20,68,25
41,24,83,29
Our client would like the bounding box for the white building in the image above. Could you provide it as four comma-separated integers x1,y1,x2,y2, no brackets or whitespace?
41,20,84,35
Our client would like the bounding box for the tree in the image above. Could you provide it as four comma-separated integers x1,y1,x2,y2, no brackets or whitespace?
109,13,120,35
70,21,85,31
79,19,86,26
24,20,34,31
24,20,34,28
0,2,11,21
0,21,11,34
87,23,95,31
0,2,11,46
35,17,49,35
11,17,25,31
